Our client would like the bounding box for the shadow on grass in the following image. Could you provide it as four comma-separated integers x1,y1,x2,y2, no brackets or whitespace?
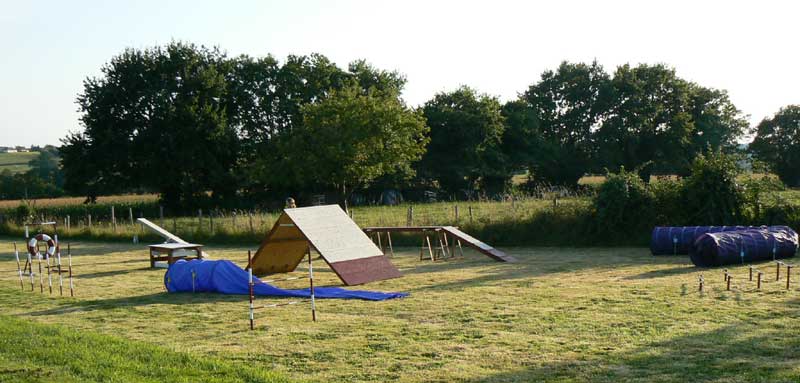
623,265,698,280
76,266,152,279
24,291,247,316
462,302,800,382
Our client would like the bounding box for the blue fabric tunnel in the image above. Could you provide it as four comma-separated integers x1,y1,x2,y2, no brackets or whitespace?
164,259,408,301
689,226,798,267
650,226,756,255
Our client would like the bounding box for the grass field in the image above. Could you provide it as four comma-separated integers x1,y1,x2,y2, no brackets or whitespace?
0,194,159,210
0,152,38,174
1,240,799,382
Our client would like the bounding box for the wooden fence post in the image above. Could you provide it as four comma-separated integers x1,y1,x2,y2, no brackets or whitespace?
469,206,473,223
66,215,70,230
407,206,414,226
249,212,254,234
454,205,459,222
111,206,116,232
88,214,92,228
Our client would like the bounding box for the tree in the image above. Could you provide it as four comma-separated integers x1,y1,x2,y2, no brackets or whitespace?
62,42,237,209
27,145,63,188
264,86,428,202
418,86,509,196
750,105,800,186
518,61,612,186
596,64,747,181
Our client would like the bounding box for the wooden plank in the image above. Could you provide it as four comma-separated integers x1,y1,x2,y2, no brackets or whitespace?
137,218,187,244
285,205,383,264
441,226,516,262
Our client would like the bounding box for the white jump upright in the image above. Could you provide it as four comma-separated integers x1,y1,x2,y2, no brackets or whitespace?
26,249,34,291
247,246,317,331
13,242,23,291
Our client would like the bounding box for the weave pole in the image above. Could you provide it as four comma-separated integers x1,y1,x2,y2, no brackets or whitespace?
248,250,255,331
67,243,74,297
26,250,34,291
56,248,64,296
45,252,53,295
13,242,23,290
37,252,44,293
757,272,763,290
787,265,793,290
308,247,316,322
698,274,704,293
777,262,781,281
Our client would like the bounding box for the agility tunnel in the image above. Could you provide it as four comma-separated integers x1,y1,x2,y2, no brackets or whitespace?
650,226,756,255
164,259,408,301
689,226,799,267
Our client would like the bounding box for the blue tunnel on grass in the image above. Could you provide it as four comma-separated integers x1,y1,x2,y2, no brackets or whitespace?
650,226,756,255
164,259,408,301
689,226,799,267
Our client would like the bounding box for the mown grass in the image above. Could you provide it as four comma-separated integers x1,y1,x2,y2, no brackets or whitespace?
0,240,799,382
0,152,38,174
0,314,289,383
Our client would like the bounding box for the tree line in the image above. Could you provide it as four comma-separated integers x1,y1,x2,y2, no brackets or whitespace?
59,42,800,210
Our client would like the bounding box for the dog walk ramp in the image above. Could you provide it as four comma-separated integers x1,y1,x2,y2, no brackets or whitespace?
441,226,516,262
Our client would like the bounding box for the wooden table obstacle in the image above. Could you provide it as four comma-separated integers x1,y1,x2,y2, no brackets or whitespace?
148,243,204,268
247,249,316,331
362,225,516,263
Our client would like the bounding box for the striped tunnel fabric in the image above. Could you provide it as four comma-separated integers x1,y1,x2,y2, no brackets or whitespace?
689,226,798,267
650,226,755,256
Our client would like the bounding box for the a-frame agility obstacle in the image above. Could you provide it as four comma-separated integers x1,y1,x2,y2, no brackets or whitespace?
250,205,402,286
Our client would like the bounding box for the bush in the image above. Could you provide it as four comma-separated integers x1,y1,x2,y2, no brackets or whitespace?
592,167,654,241
682,151,745,225
13,204,34,224
649,177,687,225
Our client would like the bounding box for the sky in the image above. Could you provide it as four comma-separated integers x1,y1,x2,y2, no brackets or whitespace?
1,0,798,147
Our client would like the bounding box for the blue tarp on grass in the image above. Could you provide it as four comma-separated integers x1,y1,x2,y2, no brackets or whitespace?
164,259,408,301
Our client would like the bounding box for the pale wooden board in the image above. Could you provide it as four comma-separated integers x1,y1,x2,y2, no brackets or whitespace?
285,205,383,264
137,218,187,244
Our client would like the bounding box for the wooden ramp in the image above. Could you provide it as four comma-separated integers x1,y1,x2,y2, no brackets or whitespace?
441,226,517,262
251,205,401,286
137,218,187,244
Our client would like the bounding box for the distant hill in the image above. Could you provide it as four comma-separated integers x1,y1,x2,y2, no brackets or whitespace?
0,151,38,174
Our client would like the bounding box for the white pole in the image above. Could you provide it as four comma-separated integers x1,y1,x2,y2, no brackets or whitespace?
37,252,44,293
45,252,53,294
57,250,64,296
14,242,23,290
67,244,74,297
308,248,316,322
248,254,254,330
26,250,34,291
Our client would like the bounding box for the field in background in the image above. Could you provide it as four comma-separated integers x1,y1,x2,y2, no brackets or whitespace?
0,241,798,382
0,194,159,209
0,152,38,174
0,198,593,247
